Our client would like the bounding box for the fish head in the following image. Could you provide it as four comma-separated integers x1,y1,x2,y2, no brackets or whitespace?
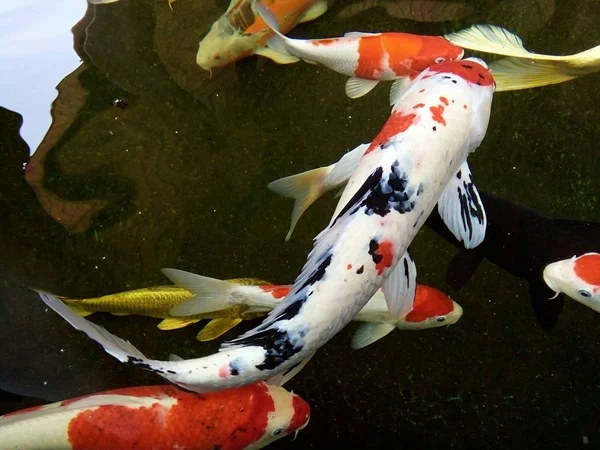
196,18,257,70
543,253,600,313
399,285,462,329
249,384,310,449
414,37,465,70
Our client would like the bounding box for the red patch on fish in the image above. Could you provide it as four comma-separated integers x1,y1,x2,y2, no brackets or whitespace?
573,254,600,286
413,103,425,109
355,36,386,78
439,96,449,105
347,264,353,270
260,284,292,299
312,38,339,46
405,285,453,322
463,104,468,109
372,241,394,275
218,364,230,378
290,395,311,431
364,111,416,155
67,384,276,450
430,105,446,126
430,60,495,86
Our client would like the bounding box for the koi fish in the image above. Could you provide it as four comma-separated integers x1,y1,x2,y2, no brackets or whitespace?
37,57,494,393
443,24,600,91
425,189,600,330
0,382,309,449
162,269,464,348
196,0,328,71
254,2,465,99
543,253,600,313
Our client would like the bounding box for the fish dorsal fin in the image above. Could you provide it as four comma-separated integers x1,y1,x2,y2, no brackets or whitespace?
196,318,243,342
382,249,417,319
344,31,379,38
265,352,316,386
490,57,578,92
444,24,535,58
437,161,487,249
350,322,396,349
389,76,412,106
345,77,380,99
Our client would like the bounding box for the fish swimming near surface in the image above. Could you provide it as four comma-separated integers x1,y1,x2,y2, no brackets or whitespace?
443,24,600,91
196,0,329,71
544,253,600,313
38,57,494,393
0,382,310,450
424,189,600,329
254,2,465,99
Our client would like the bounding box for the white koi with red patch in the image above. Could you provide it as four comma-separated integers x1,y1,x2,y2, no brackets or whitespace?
36,58,494,394
543,253,600,313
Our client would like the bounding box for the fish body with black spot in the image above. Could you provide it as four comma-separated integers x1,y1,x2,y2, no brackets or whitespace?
36,58,494,394
0,382,310,450
543,253,600,313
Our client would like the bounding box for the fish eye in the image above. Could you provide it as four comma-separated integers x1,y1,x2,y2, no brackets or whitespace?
436,317,446,322
271,427,284,436
578,290,592,299
435,57,445,64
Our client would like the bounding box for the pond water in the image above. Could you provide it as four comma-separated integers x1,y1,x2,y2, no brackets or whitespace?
0,0,599,448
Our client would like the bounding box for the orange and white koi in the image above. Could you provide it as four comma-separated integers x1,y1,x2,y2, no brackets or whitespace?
543,253,600,313
196,0,328,71
0,382,310,450
255,2,464,99
161,269,463,348
37,58,494,394
444,24,600,91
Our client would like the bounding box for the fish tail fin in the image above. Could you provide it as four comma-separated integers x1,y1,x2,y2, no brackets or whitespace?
254,2,292,56
268,166,333,241
37,291,149,364
490,57,578,91
161,269,236,316
568,43,600,69
196,318,243,341
444,24,534,58
61,299,94,317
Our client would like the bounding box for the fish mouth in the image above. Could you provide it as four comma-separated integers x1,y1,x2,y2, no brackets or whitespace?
542,265,561,299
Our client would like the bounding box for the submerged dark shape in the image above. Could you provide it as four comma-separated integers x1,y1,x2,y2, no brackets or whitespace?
426,189,600,330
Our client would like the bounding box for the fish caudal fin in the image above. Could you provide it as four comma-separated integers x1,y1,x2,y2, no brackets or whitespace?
37,291,148,364
490,57,579,91
254,47,300,64
444,24,535,59
157,317,201,330
254,3,292,57
345,77,380,99
350,323,396,349
161,269,235,316
196,318,243,341
268,166,333,241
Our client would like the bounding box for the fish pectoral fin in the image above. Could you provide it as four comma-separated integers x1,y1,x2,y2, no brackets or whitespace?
382,249,417,320
265,352,316,386
254,47,300,64
157,317,201,330
490,57,578,92
297,0,329,23
161,269,234,316
345,77,380,99
444,24,535,58
344,31,379,38
350,322,396,349
389,77,412,106
437,161,487,249
196,318,243,342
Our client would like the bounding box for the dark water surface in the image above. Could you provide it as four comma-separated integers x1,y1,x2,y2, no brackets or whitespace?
1,0,599,448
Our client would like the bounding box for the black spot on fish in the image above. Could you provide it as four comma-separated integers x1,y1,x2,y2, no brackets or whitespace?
233,328,303,371
403,258,410,289
433,126,437,131
167,370,176,374
362,162,417,217
456,173,485,241
127,357,165,374
443,75,452,79
229,361,240,376
299,254,333,291
332,167,383,226
478,73,485,79
369,239,383,265
356,265,364,274
456,170,462,179
461,64,473,69
452,80,457,84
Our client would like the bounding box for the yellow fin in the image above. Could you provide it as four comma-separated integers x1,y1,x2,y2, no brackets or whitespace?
297,0,328,23
196,318,243,341
490,57,578,91
157,317,201,330
62,301,94,317
110,312,131,316
255,47,300,64
268,166,333,241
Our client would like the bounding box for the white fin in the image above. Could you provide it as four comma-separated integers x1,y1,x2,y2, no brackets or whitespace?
326,143,369,186
265,352,315,386
344,31,379,38
382,250,417,319
297,0,328,23
389,77,412,106
345,77,379,99
350,323,396,349
255,3,292,56
254,47,300,64
169,353,184,361
490,57,579,92
268,166,334,241
157,317,201,330
37,291,147,364
437,161,487,249
161,269,235,316
444,24,534,58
